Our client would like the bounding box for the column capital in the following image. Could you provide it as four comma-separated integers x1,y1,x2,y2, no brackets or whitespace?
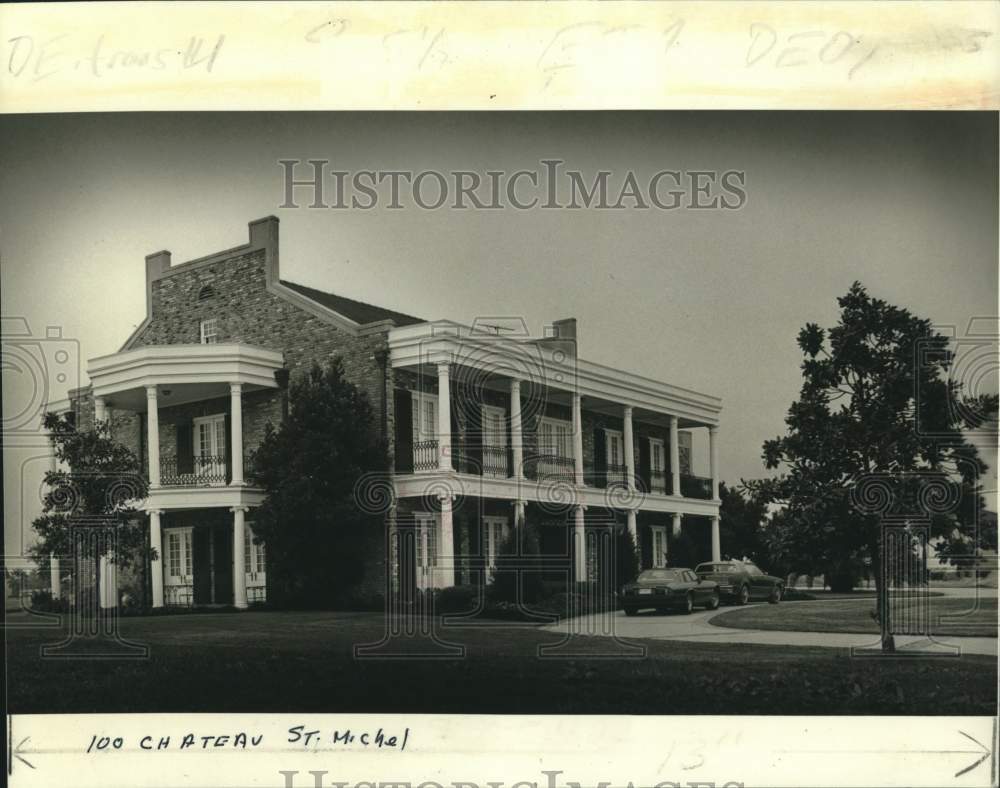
709,424,719,435
436,361,450,374
623,404,633,417
145,385,158,399
575,504,588,513
230,381,243,395
509,377,521,391
436,492,456,504
147,509,164,517
229,505,250,514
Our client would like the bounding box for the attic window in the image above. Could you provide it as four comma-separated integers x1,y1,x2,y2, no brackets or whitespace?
197,285,216,301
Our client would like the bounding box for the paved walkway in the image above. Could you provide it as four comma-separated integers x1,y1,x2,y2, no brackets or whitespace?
544,600,997,656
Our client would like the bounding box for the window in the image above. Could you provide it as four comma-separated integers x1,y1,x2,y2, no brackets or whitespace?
200,318,218,344
197,284,216,301
538,417,572,458
411,392,438,442
651,525,668,568
415,514,438,568
168,532,181,577
678,430,693,475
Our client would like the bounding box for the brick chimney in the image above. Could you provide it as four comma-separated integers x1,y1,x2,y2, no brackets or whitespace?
539,317,578,359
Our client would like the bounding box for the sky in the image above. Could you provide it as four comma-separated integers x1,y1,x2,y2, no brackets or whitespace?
2,111,997,556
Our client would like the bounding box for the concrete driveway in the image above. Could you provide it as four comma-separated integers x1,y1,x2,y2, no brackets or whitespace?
543,601,998,657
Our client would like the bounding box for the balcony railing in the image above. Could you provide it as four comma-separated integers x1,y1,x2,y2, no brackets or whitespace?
524,454,576,483
413,440,439,472
604,463,628,488
480,445,511,478
680,473,714,500
160,455,228,486
650,470,668,495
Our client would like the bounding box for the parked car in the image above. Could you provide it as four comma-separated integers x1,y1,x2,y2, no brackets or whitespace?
695,560,784,605
620,568,720,615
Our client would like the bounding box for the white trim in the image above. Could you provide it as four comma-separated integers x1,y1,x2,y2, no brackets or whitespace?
483,515,509,575
199,318,219,345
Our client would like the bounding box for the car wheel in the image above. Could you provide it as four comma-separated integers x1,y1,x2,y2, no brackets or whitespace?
683,594,694,614
623,607,637,617
705,592,720,610
768,585,782,604
737,585,750,605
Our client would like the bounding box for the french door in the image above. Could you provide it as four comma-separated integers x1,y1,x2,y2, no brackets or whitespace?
650,438,667,493
651,525,668,568
193,414,227,483
481,405,508,477
163,527,193,606
244,523,267,603
483,516,508,577
414,513,439,590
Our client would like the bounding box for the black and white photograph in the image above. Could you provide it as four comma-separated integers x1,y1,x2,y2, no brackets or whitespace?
1,6,998,786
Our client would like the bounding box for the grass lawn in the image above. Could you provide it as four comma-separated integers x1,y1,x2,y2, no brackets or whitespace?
6,610,996,715
711,596,998,638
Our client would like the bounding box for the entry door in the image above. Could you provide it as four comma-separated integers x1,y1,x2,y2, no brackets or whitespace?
481,405,508,477
414,513,439,590
163,528,193,606
244,522,267,603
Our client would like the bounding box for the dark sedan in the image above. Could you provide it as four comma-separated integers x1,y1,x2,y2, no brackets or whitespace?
695,560,784,605
620,568,720,615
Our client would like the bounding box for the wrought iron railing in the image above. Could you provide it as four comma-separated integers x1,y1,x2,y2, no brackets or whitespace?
604,463,628,487
164,585,194,607
413,440,439,472
524,454,576,483
680,473,714,499
650,470,668,494
159,455,229,486
481,445,511,477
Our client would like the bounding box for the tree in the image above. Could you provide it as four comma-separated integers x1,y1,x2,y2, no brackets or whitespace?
489,521,545,604
249,360,388,609
745,283,996,608
30,413,150,610
614,527,640,587
718,481,766,564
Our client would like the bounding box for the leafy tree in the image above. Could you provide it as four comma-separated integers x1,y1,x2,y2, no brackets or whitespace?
30,413,149,609
745,283,996,602
718,481,766,564
249,360,388,609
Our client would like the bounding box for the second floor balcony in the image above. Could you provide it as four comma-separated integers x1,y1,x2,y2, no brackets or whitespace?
396,438,716,500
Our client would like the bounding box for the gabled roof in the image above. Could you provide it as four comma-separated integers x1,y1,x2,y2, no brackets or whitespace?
279,279,424,327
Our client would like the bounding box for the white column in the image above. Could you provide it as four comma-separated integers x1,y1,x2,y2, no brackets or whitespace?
99,554,118,608
672,512,682,538
626,510,637,542
669,415,681,497
572,393,584,486
623,406,636,490
709,425,720,500
438,494,455,587
232,507,248,609
436,362,452,471
146,386,161,487
510,379,524,478
514,499,526,530
150,510,164,608
94,397,107,425
49,554,60,600
229,383,244,485
711,515,721,561
574,505,587,580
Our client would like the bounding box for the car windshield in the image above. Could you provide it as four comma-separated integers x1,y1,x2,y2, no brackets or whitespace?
696,563,736,573
638,569,682,582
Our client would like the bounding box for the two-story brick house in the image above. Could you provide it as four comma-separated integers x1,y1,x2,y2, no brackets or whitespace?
49,217,723,609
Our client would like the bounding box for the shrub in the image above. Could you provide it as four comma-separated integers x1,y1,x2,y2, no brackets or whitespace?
29,590,68,613
489,523,545,604
435,585,482,614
